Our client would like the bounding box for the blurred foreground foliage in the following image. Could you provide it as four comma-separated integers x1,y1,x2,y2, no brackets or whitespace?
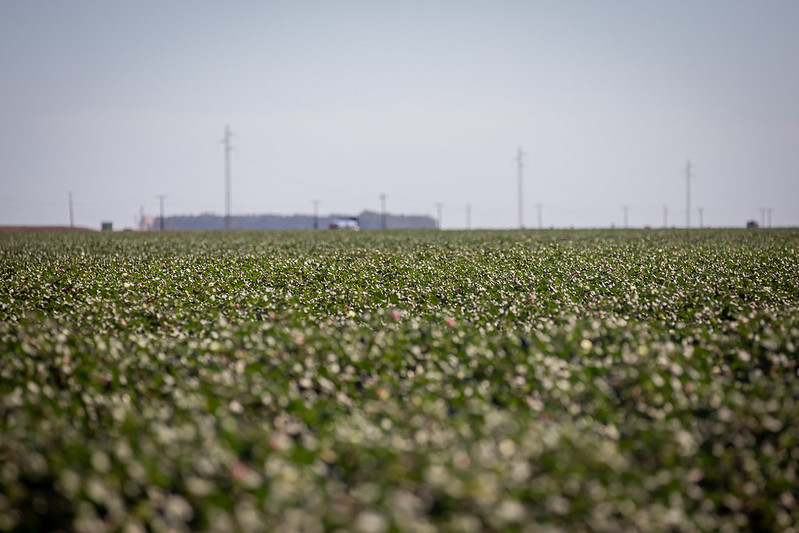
1,228,798,532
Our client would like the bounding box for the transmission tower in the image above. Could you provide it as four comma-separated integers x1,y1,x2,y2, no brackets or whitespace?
516,147,525,229
516,146,524,229
222,125,234,230
685,159,692,228
380,194,387,230
68,192,74,228
157,195,167,231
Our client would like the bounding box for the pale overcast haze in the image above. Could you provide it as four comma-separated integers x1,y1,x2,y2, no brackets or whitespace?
1,1,797,230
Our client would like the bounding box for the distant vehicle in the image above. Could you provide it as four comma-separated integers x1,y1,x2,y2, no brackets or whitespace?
329,217,360,230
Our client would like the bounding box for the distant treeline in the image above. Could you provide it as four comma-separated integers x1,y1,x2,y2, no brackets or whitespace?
146,210,437,231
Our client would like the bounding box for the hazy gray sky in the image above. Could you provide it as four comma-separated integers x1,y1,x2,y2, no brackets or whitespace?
1,1,797,229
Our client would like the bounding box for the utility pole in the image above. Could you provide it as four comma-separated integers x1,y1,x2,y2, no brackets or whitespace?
313,200,320,230
222,125,234,230
466,204,471,230
157,195,166,231
380,194,387,230
761,207,774,228
68,192,74,228
698,207,704,229
436,203,443,230
663,203,668,228
536,203,543,229
623,205,629,229
685,159,692,228
518,147,524,230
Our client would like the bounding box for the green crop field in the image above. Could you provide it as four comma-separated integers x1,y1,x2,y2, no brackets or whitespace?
1,229,798,532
